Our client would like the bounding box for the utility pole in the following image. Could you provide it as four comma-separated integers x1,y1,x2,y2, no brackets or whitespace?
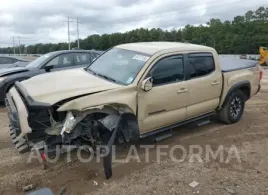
18,36,21,55
12,37,15,55
77,18,80,48
67,17,70,50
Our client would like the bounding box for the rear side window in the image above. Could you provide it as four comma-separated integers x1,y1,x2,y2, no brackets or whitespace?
150,55,184,86
12,58,19,63
91,53,100,61
74,53,91,65
188,53,215,79
46,53,73,68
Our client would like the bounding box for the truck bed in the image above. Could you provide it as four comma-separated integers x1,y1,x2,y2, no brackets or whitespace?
220,56,258,72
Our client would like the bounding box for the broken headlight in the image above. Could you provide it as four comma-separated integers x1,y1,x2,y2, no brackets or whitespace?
61,112,76,134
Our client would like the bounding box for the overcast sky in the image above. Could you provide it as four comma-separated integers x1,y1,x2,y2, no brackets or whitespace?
0,0,267,47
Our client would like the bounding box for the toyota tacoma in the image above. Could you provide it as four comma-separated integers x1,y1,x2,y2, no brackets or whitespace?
5,42,262,179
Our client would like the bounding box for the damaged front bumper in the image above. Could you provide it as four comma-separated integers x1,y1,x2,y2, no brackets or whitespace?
5,88,31,153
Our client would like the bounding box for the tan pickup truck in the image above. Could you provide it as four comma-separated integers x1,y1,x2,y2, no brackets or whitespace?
6,42,262,178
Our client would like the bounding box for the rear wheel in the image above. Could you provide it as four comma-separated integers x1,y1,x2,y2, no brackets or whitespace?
218,90,246,124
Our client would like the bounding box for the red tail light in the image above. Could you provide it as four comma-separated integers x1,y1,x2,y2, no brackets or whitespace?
256,65,263,81
260,69,263,81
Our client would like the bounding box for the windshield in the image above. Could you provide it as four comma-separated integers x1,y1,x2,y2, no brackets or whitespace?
26,54,51,68
87,48,151,85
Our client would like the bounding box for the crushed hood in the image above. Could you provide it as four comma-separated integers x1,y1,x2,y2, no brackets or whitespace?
20,68,122,105
0,67,28,76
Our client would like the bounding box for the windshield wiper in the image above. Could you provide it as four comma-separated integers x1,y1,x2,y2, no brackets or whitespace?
87,68,122,85
87,68,97,76
97,73,117,83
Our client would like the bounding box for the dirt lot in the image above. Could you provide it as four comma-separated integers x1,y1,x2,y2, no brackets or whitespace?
1,72,268,195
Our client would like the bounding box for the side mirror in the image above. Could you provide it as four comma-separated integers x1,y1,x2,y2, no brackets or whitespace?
141,77,153,91
44,65,54,72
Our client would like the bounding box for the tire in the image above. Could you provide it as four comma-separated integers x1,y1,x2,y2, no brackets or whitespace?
218,90,246,124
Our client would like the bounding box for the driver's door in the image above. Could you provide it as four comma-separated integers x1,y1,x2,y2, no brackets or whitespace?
137,54,188,133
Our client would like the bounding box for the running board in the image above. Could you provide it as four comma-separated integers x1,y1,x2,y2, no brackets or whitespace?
196,119,211,127
154,130,172,142
140,112,215,139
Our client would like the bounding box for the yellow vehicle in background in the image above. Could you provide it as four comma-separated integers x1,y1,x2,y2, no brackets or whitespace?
259,47,268,66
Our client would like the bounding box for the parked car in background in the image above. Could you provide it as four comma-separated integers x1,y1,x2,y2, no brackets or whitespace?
0,56,29,69
0,49,102,102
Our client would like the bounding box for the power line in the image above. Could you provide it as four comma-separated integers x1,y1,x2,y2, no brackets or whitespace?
12,37,15,55
67,16,70,50
18,36,21,55
65,17,81,49
77,18,80,48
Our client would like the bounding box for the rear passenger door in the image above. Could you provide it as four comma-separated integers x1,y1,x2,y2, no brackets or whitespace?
185,52,222,118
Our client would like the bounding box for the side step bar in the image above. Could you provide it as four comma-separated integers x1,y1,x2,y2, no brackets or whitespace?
140,112,215,139
154,130,172,142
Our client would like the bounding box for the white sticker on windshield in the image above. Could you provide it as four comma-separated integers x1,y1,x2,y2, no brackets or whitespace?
133,55,149,62
126,77,134,84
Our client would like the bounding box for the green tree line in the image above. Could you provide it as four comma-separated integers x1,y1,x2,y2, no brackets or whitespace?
1,6,267,55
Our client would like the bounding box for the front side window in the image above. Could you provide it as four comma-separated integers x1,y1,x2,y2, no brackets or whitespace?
150,55,184,86
26,54,52,68
188,53,215,79
87,48,151,85
46,53,73,68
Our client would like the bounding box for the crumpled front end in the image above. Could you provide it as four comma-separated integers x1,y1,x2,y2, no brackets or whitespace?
6,87,32,153
5,83,139,179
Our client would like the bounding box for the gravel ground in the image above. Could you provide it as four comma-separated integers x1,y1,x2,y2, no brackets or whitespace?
0,72,268,195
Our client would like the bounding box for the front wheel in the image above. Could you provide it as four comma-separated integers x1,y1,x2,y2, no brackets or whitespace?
218,90,246,124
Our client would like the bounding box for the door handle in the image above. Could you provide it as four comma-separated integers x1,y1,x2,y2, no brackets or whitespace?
211,81,220,86
177,88,188,94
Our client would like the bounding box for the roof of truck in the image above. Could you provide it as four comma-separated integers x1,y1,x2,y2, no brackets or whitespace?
116,42,213,55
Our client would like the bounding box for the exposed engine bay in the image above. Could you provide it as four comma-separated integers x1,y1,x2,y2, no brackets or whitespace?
25,105,137,179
